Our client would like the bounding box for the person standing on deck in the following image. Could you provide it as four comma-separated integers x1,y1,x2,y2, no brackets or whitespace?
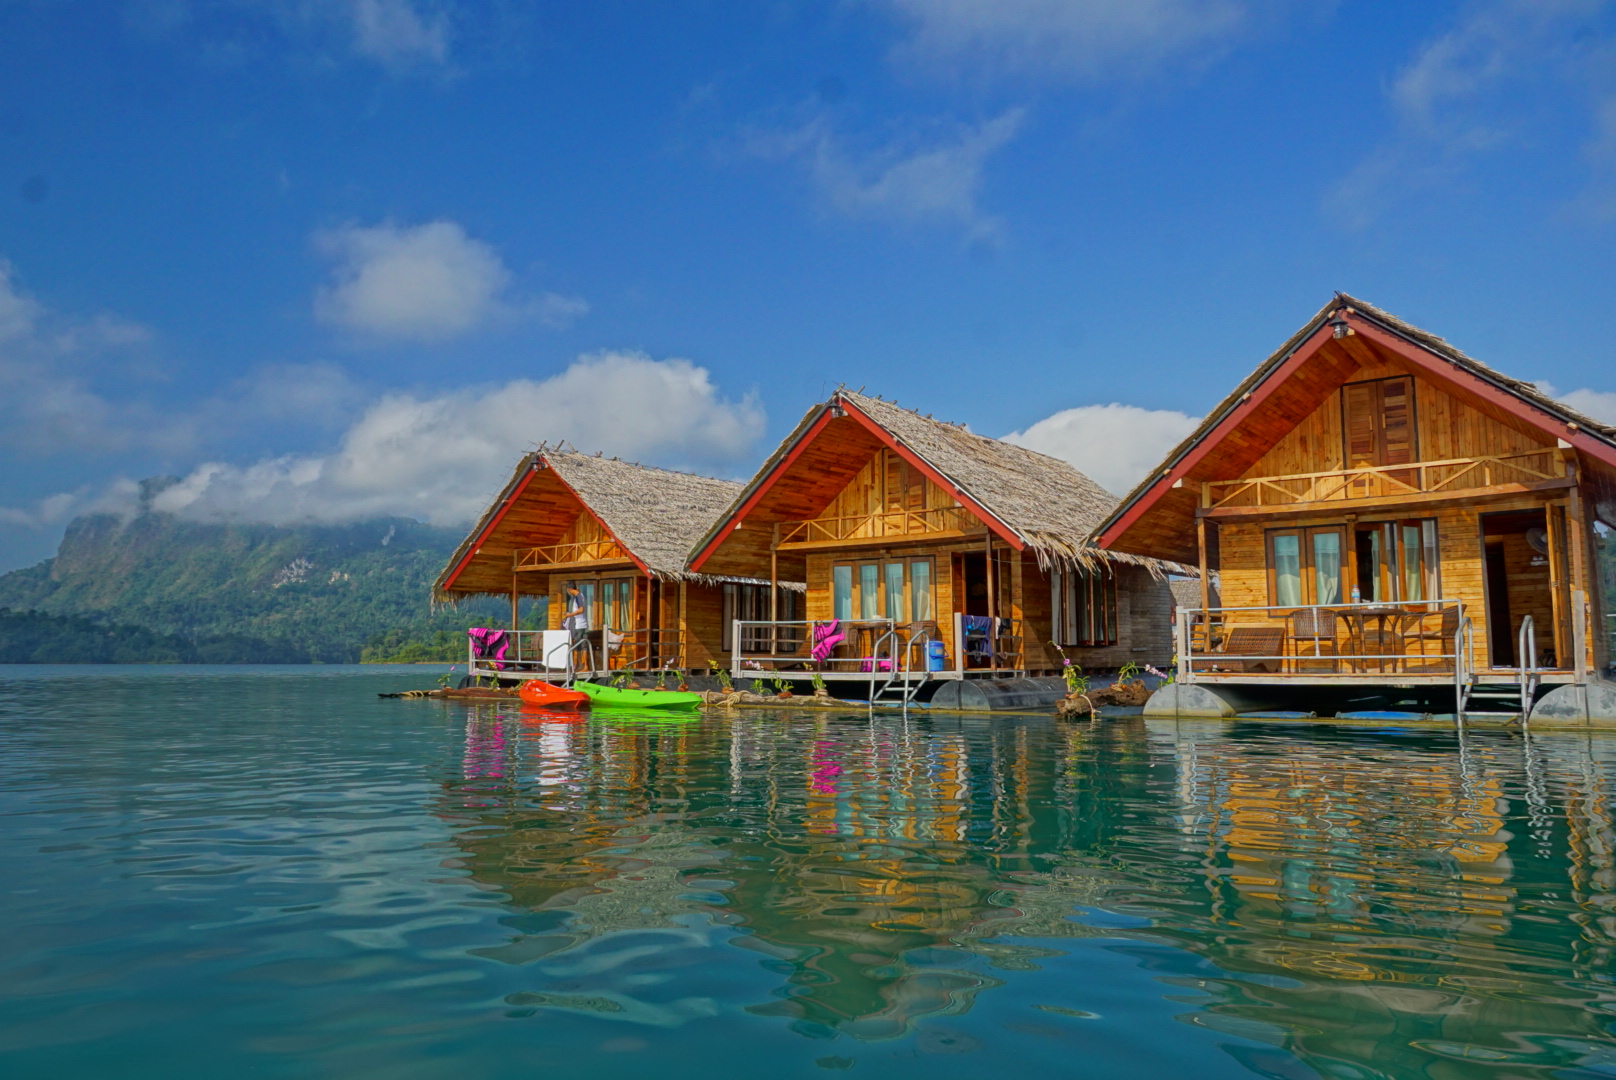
562,585,589,657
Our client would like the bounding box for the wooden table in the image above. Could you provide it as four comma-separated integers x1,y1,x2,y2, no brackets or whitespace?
1340,606,1406,674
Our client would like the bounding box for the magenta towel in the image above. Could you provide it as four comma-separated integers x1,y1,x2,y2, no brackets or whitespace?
468,627,508,670
811,620,844,663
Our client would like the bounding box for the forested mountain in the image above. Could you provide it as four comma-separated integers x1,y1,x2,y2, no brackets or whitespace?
0,511,503,663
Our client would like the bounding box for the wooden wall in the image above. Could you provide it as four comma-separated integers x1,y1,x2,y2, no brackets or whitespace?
817,448,961,529
1215,505,1501,667
1019,558,1175,670
683,583,725,669
1243,364,1551,481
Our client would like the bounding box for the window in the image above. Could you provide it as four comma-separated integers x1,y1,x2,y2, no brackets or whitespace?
1052,565,1118,647
599,578,633,631
1355,519,1440,602
1343,376,1416,468
910,560,932,621
832,565,853,621
562,579,597,628
1265,527,1346,607
830,558,936,624
859,564,880,620
722,584,802,651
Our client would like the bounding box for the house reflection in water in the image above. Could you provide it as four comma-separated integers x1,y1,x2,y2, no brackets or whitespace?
437,709,1616,1068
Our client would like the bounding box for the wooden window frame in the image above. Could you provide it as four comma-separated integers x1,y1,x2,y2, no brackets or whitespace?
1341,375,1419,469
1265,526,1348,608
831,557,936,625
1052,565,1118,647
1354,518,1441,603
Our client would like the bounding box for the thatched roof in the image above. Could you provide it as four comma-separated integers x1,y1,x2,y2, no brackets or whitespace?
1096,293,1616,551
690,389,1185,577
542,449,744,578
436,447,789,602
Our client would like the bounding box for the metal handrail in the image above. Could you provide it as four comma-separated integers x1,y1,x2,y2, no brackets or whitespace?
867,624,902,703
1519,615,1536,725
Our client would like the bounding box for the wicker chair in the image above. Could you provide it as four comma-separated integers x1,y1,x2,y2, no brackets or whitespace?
1213,626,1286,674
1401,608,1460,672
1288,609,1340,673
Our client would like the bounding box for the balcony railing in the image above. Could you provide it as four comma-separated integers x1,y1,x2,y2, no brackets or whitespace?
1174,601,1471,681
512,538,630,570
729,615,1023,677
466,626,683,681
776,506,977,546
1204,449,1565,510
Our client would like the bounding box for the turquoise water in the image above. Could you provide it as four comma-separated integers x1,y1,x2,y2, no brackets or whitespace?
3,666,1616,1079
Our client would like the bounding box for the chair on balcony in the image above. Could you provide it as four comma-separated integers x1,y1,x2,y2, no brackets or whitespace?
1400,607,1460,672
1211,626,1285,673
1288,609,1340,673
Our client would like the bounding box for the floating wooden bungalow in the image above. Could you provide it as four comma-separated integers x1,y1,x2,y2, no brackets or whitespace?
1094,295,1616,724
686,390,1179,705
435,448,799,680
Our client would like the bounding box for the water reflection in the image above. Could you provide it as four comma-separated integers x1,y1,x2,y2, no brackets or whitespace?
436,708,1616,1073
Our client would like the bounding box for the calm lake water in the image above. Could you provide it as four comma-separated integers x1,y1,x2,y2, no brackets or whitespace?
3,666,1616,1079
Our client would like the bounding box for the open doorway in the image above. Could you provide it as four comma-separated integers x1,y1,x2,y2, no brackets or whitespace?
1481,509,1555,670
960,552,989,617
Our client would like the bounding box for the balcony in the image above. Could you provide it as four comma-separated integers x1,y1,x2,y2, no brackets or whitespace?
512,538,632,571
776,506,978,549
1202,449,1569,517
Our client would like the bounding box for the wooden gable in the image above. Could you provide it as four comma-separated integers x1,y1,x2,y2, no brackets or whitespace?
694,408,1005,580
440,463,638,597
1098,306,1611,565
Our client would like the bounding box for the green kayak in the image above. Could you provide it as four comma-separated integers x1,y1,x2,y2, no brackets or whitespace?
573,682,704,710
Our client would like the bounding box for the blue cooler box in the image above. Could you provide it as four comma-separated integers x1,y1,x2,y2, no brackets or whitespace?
926,639,947,671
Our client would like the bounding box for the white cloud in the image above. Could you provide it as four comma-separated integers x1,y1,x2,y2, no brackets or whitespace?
0,261,174,456
0,491,84,530
115,351,765,527
878,0,1289,81
314,220,513,341
313,220,588,340
1003,402,1202,496
754,110,1025,243
532,292,591,330
1559,388,1616,425
1329,0,1616,225
346,0,448,67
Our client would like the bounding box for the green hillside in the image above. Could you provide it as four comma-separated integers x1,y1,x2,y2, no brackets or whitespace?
0,512,511,663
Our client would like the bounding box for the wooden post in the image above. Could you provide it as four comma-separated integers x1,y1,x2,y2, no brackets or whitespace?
1547,502,1570,671
510,576,520,666
770,522,780,656
678,580,689,673
1009,550,1024,672
1197,516,1210,614
1342,514,1358,602
1568,484,1592,681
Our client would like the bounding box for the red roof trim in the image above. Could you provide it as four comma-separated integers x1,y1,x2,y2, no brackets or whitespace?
688,406,837,571
440,462,540,593
1096,323,1336,548
1345,313,1616,471
441,455,653,592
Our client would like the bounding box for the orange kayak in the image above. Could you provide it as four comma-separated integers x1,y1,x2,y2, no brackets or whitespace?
518,680,590,709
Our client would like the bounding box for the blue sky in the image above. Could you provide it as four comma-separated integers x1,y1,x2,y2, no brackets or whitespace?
1,0,1614,572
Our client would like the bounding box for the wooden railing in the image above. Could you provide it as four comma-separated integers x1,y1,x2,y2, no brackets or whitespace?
512,538,629,569
777,505,976,546
1204,449,1565,509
